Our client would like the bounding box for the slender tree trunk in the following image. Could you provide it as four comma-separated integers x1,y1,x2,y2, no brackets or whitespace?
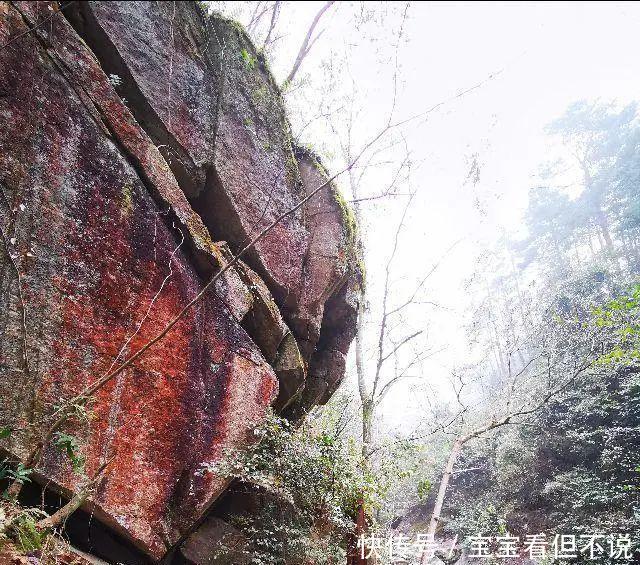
595,207,615,256
595,206,623,275
355,282,369,461
348,157,372,462
361,398,374,461
355,290,374,468
573,241,581,268
419,438,464,565
419,419,510,563
620,233,635,271
284,1,335,85
262,1,281,49
586,233,596,259
347,498,369,565
579,159,619,270
427,439,463,539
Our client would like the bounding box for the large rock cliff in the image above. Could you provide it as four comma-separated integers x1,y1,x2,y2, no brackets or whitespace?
0,1,360,561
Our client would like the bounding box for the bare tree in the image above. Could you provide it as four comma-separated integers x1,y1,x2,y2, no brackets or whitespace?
284,1,336,86
262,1,281,50
419,338,598,563
340,127,448,465
246,1,271,35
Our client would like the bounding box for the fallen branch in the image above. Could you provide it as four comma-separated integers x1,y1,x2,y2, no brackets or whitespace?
36,459,111,531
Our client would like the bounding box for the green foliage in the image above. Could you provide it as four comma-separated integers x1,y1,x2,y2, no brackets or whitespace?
416,478,432,500
442,283,640,561
53,432,85,473
251,84,270,108
517,101,640,279
0,427,11,440
1,460,32,501
9,508,47,553
240,48,257,69
431,101,640,563
594,283,640,364
205,412,371,564
332,186,366,289
195,0,211,18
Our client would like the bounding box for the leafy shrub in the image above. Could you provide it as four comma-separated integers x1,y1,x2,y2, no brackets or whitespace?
203,411,381,564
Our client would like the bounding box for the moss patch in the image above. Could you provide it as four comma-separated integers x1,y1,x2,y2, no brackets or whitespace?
332,185,366,289
293,145,366,289
205,11,302,191
119,181,134,217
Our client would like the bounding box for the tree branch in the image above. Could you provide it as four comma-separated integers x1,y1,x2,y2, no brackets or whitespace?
284,1,335,86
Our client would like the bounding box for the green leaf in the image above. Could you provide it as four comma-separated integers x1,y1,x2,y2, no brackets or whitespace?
54,432,85,472
240,48,256,69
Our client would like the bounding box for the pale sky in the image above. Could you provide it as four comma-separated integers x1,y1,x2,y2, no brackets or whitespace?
216,1,640,431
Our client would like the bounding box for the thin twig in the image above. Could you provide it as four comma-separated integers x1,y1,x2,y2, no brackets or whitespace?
0,1,76,52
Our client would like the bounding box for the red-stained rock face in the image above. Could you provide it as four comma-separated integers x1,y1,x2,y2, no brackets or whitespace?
0,1,360,561
0,2,277,558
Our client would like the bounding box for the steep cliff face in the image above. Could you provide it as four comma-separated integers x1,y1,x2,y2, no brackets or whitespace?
0,1,360,561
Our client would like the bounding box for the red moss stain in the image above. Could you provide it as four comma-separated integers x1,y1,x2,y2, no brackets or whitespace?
30,104,273,553
257,367,278,406
46,168,191,477
9,38,196,529
99,290,195,519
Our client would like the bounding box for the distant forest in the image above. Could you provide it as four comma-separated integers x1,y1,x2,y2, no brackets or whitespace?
436,100,640,562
